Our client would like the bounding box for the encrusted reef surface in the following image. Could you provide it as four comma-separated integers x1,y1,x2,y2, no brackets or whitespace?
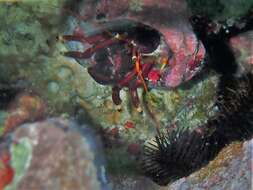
0,0,252,190
166,139,252,190
0,0,219,177
110,139,252,190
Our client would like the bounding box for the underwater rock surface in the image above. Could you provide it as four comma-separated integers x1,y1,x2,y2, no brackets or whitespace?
3,118,108,190
111,139,252,190
0,0,252,189
166,139,252,190
0,0,220,176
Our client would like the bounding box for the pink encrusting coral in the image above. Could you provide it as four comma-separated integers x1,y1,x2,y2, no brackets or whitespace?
229,31,253,72
160,28,205,87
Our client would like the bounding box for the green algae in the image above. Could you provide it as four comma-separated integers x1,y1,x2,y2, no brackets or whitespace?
186,0,253,19
105,147,139,176
0,1,63,59
6,137,33,190
129,0,143,12
220,0,253,19
0,111,7,136
144,72,218,132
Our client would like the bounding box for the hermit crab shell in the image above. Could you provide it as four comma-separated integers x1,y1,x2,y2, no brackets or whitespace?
64,0,206,89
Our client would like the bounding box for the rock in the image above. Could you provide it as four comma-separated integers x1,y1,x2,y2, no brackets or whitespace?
127,143,140,155
3,118,109,190
0,0,219,175
166,139,252,190
47,81,60,94
2,93,46,136
110,175,160,190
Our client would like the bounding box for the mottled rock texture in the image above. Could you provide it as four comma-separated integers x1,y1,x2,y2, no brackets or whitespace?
0,0,252,188
5,118,106,190
0,0,220,175
166,140,252,190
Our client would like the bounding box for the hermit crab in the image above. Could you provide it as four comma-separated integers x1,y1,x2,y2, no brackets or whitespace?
60,6,205,110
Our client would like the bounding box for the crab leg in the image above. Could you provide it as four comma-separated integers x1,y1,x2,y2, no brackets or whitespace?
118,62,153,88
61,25,111,44
142,62,155,76
64,37,121,59
112,86,122,105
87,67,113,85
134,63,154,88
118,70,137,87
130,88,141,109
62,33,107,45
132,48,150,92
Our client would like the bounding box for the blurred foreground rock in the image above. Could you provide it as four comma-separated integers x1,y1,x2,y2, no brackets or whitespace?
3,118,109,190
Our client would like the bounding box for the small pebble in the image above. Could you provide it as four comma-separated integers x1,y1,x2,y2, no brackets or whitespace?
47,81,60,93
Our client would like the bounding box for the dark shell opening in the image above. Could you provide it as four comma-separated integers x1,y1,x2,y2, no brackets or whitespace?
92,19,162,54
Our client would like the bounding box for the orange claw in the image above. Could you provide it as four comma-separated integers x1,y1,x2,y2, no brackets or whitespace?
160,56,169,71
133,50,148,93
